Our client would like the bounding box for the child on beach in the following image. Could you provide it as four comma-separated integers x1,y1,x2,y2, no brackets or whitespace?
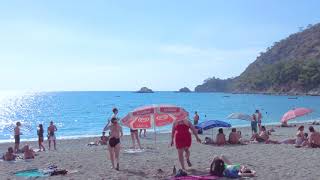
14,122,22,153
37,124,46,151
108,117,123,170
2,147,16,161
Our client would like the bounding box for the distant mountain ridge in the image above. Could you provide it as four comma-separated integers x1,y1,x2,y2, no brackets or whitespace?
195,23,320,95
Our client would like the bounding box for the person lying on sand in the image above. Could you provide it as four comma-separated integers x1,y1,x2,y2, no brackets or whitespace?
280,121,296,127
23,145,35,159
251,126,279,144
2,147,17,161
210,155,256,178
216,128,226,146
308,126,320,148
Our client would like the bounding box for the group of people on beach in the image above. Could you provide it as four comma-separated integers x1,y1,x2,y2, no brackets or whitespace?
2,120,58,161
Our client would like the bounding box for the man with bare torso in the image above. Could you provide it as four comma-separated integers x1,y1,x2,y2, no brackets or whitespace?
107,117,123,170
309,126,320,148
48,121,58,150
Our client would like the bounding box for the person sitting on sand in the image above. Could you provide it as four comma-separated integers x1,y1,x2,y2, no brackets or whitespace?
308,126,320,148
210,155,256,178
108,117,123,170
23,145,35,159
251,126,279,144
228,128,241,144
296,126,307,146
99,132,108,145
2,147,16,161
216,128,226,146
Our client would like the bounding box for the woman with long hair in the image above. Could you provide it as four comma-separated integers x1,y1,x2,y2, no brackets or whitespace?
171,119,201,170
37,124,45,151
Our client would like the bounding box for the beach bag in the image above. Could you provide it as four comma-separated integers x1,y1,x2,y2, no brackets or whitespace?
175,169,188,177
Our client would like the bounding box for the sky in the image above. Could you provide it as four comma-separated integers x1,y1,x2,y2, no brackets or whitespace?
0,0,320,91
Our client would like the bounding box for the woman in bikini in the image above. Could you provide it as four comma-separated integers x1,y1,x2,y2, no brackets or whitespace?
171,118,201,170
37,124,46,151
108,117,123,170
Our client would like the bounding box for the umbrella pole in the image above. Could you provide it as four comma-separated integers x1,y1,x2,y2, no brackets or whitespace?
154,125,157,146
212,128,214,141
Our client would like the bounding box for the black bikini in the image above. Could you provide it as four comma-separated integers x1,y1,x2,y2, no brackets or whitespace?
109,137,120,147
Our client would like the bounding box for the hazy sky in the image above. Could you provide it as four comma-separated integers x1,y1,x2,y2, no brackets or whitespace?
1,0,320,91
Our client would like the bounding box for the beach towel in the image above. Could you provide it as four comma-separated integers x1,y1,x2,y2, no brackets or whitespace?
123,149,145,154
171,175,219,180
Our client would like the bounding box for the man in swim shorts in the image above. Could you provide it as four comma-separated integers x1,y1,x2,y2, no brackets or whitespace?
14,122,22,153
48,121,58,150
108,117,123,170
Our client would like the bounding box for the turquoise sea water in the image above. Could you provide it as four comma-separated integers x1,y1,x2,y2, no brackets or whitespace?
0,91,319,142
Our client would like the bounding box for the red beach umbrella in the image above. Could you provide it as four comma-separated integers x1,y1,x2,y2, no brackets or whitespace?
121,104,189,129
281,107,313,123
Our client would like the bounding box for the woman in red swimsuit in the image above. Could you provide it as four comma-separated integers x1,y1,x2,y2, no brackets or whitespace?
171,119,201,170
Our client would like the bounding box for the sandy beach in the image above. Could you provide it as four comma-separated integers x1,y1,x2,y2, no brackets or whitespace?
1,123,320,180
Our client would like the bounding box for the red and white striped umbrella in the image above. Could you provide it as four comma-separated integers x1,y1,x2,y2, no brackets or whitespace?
281,107,312,123
121,104,189,129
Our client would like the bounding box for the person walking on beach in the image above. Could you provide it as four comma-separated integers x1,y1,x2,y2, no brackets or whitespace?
48,121,58,150
108,117,123,170
171,118,201,170
251,114,258,135
37,124,46,151
255,110,262,131
14,122,22,153
193,111,199,125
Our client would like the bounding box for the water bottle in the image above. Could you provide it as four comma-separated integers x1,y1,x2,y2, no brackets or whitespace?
173,165,177,175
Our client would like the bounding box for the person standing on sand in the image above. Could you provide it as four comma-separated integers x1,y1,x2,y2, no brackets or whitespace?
130,128,142,149
37,124,46,151
255,110,262,131
171,119,201,170
48,121,58,150
251,114,258,135
193,111,199,125
14,122,22,153
108,117,123,170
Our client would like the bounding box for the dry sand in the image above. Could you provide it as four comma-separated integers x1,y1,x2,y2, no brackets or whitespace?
1,123,320,180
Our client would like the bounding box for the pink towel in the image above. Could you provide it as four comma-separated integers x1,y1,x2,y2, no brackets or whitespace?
171,175,219,180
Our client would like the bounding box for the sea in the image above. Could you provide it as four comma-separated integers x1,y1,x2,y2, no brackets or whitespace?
0,91,319,143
